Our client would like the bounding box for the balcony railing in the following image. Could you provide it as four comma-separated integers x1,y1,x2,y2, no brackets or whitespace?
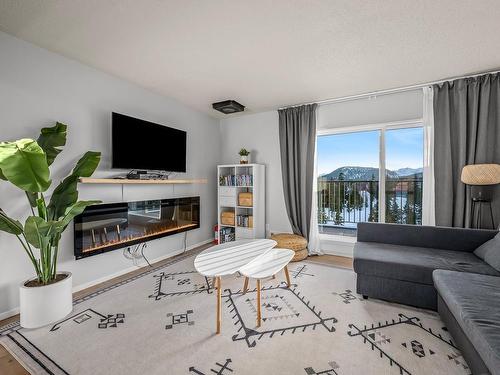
317,179,423,229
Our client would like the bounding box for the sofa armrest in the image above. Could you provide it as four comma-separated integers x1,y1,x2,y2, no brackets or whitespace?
357,222,498,252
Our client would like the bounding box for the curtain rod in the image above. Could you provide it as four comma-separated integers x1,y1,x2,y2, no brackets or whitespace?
278,67,500,110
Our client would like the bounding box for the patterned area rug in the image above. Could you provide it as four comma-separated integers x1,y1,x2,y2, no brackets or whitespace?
0,251,471,375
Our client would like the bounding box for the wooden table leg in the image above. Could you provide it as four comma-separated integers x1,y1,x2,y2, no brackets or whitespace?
256,279,261,327
216,276,222,334
242,277,249,294
284,265,291,287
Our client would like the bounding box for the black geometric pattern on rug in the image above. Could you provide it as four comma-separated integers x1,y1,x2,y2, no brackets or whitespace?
49,309,125,332
448,351,470,371
245,294,300,321
304,361,340,375
149,270,212,301
189,359,233,374
401,339,435,358
332,289,363,304
225,283,337,348
98,314,125,329
291,264,314,279
165,310,194,329
348,313,468,375
0,250,198,336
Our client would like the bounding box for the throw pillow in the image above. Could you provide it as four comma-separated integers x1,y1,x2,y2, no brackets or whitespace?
474,232,500,271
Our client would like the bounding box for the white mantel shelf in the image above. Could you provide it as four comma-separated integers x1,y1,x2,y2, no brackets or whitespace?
79,178,208,185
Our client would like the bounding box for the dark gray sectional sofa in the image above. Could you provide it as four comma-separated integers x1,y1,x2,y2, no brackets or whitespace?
353,222,500,375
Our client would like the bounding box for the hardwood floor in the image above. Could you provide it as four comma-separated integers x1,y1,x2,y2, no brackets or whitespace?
0,344,29,375
0,246,352,375
306,254,353,269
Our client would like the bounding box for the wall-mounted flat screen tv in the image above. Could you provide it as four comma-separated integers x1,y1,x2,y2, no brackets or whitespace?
112,112,187,172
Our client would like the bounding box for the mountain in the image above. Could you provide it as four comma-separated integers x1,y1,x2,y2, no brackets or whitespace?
396,167,423,177
320,166,423,181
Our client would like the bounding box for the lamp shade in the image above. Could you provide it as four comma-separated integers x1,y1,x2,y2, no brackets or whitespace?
461,164,500,185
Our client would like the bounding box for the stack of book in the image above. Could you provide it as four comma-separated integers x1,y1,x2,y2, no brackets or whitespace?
219,227,235,243
219,174,254,186
235,174,253,186
219,175,236,186
236,214,253,228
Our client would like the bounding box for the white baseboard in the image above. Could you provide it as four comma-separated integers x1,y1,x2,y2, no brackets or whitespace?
0,238,213,322
320,237,355,257
0,307,20,322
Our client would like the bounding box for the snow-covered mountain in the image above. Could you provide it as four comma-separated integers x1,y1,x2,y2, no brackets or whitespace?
320,166,423,180
395,167,423,177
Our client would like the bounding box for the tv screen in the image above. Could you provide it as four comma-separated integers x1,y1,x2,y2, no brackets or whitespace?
112,112,187,172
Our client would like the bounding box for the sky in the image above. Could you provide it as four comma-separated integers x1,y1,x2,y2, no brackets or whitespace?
317,127,424,175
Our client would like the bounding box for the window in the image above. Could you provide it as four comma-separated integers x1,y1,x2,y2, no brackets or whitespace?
317,122,424,236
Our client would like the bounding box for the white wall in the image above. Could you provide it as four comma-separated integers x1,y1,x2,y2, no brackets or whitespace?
219,111,292,234
0,32,220,318
219,90,423,256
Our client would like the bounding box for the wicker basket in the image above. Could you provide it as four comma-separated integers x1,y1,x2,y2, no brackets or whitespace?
270,233,308,262
238,192,253,207
221,211,235,226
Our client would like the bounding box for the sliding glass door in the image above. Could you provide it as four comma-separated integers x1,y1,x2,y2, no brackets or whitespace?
317,123,424,236
384,127,424,224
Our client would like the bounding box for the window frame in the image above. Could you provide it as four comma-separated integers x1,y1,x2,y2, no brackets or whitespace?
316,118,424,228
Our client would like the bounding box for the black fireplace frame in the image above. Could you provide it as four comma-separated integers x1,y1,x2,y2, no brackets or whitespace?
74,196,200,260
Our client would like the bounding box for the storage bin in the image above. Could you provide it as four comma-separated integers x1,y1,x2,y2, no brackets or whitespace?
221,211,235,226
238,192,253,207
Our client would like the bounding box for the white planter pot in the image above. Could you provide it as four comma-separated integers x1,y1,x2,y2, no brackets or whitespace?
240,155,249,164
20,272,73,329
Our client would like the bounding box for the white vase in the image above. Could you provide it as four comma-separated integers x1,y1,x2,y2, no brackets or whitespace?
20,272,73,329
240,155,249,164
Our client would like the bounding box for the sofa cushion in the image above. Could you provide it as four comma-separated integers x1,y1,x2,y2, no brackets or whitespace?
474,232,500,272
354,242,500,285
433,270,500,375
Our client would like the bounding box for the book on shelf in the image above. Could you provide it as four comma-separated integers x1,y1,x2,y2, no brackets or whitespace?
236,214,253,228
219,226,235,243
219,174,253,187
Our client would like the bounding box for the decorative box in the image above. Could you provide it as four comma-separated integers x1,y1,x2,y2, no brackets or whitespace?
238,192,253,207
221,211,235,226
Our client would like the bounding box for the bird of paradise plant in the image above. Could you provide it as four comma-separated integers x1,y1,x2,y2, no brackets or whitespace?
0,123,101,285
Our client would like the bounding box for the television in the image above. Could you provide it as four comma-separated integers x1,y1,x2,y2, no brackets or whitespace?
112,112,187,172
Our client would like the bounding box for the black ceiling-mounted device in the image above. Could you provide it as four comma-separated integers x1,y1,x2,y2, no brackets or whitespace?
212,100,245,114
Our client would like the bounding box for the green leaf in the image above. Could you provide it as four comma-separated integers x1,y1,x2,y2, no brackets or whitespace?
0,209,23,235
47,151,100,221
24,216,63,249
47,175,78,220
0,139,51,192
37,123,67,166
71,151,101,178
0,168,6,180
26,191,38,208
60,200,101,229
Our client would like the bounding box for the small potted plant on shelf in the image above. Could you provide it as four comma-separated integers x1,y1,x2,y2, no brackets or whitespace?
239,148,250,164
0,122,101,328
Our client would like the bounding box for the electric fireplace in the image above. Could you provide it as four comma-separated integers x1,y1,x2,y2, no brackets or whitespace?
74,197,200,259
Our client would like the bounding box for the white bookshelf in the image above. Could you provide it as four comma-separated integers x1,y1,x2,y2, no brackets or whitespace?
217,164,265,243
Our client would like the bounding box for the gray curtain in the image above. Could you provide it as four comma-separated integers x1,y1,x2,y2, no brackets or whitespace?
433,73,500,228
278,104,317,239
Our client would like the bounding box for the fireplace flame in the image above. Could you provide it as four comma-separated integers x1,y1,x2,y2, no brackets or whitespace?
82,223,197,253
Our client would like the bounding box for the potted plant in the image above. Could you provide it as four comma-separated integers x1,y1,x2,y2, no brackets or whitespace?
239,148,250,164
0,123,101,328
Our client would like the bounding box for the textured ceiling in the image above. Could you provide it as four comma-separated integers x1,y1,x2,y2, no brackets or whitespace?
1,0,500,118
